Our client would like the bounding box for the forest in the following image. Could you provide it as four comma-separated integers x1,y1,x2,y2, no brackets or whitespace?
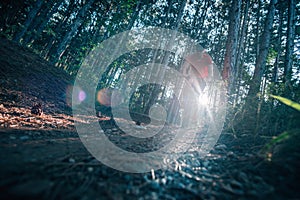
0,0,299,199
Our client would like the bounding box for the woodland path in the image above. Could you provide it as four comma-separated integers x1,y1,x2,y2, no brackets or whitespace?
0,37,299,199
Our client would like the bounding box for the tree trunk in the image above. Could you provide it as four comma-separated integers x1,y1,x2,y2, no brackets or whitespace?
235,0,249,82
248,0,277,98
273,4,284,83
195,0,209,40
13,0,43,43
126,0,141,30
0,1,27,33
244,0,277,133
142,0,186,116
255,0,261,61
162,0,173,28
42,1,77,59
234,0,250,106
222,0,241,94
160,0,186,68
24,0,64,45
284,0,296,96
52,0,95,63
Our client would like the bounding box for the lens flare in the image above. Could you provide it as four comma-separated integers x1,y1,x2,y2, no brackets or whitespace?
97,88,122,107
73,27,227,173
78,90,86,102
68,85,86,106
97,88,111,106
199,94,210,106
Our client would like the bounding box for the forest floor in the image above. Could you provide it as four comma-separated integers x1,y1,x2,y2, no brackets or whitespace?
0,37,299,199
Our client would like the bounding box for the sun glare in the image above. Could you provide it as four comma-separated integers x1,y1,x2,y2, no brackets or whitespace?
198,93,210,106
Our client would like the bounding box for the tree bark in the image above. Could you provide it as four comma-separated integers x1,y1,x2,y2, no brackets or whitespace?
43,4,76,59
284,0,296,95
126,0,141,30
13,0,43,43
142,0,186,117
23,0,64,45
234,0,250,106
255,0,261,61
244,0,277,133
273,3,284,83
235,0,250,82
52,0,95,63
247,0,277,98
222,0,241,94
194,0,209,40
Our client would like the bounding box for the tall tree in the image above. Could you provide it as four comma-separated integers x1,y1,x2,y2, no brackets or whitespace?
244,0,277,132
23,0,64,45
42,1,77,59
234,0,250,106
284,0,296,95
222,0,241,95
13,0,43,43
52,0,95,63
149,0,187,114
273,1,284,83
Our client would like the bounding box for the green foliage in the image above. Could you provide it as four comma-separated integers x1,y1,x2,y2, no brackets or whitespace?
262,95,300,160
270,95,300,111
45,27,56,36
262,131,291,153
262,129,300,162
266,48,277,65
